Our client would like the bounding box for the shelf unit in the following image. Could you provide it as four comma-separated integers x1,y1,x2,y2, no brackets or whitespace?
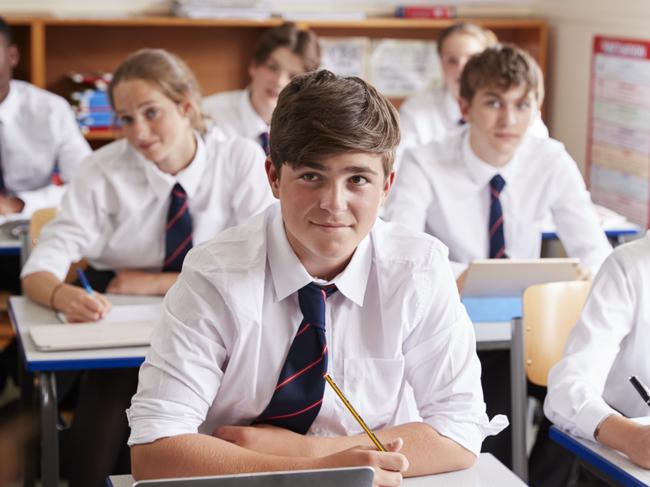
7,16,547,143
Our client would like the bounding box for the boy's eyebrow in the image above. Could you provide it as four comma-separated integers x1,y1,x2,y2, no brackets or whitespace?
300,161,379,176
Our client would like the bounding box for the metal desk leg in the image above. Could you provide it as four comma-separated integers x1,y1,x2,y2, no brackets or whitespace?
39,372,59,487
19,364,35,487
510,317,528,482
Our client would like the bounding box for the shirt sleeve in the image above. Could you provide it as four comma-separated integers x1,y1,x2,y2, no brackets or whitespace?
403,246,508,455
544,253,634,440
550,149,612,275
226,138,274,223
15,98,91,216
127,251,229,445
384,148,434,233
20,161,106,281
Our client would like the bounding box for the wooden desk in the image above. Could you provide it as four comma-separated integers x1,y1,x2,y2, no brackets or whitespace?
107,453,525,486
550,425,650,486
10,295,162,487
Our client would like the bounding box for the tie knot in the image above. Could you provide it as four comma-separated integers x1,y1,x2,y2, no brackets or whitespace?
490,174,505,195
171,183,187,199
259,131,270,156
298,283,337,330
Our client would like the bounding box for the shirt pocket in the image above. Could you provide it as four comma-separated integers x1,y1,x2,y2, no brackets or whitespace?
505,214,545,259
341,357,404,432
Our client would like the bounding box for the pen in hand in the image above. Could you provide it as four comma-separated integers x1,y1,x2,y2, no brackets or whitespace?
324,373,387,452
629,376,650,407
76,268,94,295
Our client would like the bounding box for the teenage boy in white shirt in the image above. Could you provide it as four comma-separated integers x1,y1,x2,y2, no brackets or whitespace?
202,22,320,155
385,44,611,483
0,17,90,218
128,70,506,486
546,231,650,471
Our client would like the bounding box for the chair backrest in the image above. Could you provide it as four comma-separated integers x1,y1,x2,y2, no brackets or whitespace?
28,207,59,249
523,280,592,386
27,207,85,284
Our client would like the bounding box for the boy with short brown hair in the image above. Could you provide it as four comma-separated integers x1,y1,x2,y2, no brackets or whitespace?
203,22,320,154
128,70,505,485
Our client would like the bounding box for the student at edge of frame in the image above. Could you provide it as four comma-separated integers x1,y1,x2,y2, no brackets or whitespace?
384,44,612,486
202,22,320,156
546,231,650,485
20,48,273,487
127,69,507,486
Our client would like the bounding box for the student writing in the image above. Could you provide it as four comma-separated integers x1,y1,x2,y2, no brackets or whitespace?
127,70,506,486
20,48,273,487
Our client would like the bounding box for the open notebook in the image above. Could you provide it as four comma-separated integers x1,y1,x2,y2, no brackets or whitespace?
29,303,162,352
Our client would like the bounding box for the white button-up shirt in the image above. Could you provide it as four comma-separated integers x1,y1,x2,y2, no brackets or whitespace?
0,80,91,215
127,204,506,455
21,127,273,281
202,89,268,144
545,232,650,441
384,129,612,277
397,85,549,171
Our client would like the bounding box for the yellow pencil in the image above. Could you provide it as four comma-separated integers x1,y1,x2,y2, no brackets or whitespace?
324,373,387,452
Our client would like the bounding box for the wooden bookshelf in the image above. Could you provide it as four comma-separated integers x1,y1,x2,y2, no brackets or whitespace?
6,16,547,144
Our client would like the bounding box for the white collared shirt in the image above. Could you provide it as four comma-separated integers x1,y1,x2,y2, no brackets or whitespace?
127,204,506,455
397,85,549,171
545,232,650,441
384,129,611,277
21,127,273,281
202,89,268,144
0,80,91,215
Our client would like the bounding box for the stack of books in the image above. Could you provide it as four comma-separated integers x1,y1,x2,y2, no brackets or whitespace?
69,72,115,133
171,0,272,19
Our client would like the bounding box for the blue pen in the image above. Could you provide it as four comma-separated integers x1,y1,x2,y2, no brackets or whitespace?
76,268,94,295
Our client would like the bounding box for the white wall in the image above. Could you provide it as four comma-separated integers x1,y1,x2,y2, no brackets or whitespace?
531,0,650,171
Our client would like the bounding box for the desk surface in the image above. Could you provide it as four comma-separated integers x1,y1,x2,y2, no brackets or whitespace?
550,425,650,486
9,295,162,372
108,453,525,487
10,294,513,372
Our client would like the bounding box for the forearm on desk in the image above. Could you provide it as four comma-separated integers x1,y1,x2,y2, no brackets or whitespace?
131,434,316,480
22,271,63,308
314,422,475,476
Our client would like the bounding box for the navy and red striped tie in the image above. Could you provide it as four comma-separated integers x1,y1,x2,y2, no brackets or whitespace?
255,283,337,434
489,174,507,259
163,183,193,272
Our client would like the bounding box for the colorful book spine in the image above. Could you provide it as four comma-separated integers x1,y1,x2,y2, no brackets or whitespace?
395,5,456,18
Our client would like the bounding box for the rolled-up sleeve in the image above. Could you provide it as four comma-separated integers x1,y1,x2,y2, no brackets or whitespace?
127,250,229,445
403,248,507,455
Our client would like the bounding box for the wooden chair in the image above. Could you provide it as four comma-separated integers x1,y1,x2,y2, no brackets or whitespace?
510,280,592,481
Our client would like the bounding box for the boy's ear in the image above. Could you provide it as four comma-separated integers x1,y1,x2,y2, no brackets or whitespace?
265,158,281,199
459,97,471,122
8,44,18,69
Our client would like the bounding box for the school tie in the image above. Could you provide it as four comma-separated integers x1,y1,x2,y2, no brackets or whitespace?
457,118,466,126
255,283,338,434
163,183,193,272
488,174,507,259
259,131,270,156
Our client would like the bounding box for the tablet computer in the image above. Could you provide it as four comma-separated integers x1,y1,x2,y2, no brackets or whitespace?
461,258,580,298
132,466,374,487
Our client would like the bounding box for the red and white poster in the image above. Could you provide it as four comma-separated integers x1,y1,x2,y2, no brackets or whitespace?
587,35,650,228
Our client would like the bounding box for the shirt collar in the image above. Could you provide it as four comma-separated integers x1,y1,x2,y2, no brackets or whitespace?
462,130,520,188
143,131,206,201
443,87,462,123
240,88,269,140
267,206,371,307
0,80,20,122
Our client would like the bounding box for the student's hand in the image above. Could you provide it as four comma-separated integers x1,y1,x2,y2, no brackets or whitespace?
52,284,112,323
214,424,316,457
0,195,25,215
576,265,592,281
106,270,178,296
317,438,408,487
